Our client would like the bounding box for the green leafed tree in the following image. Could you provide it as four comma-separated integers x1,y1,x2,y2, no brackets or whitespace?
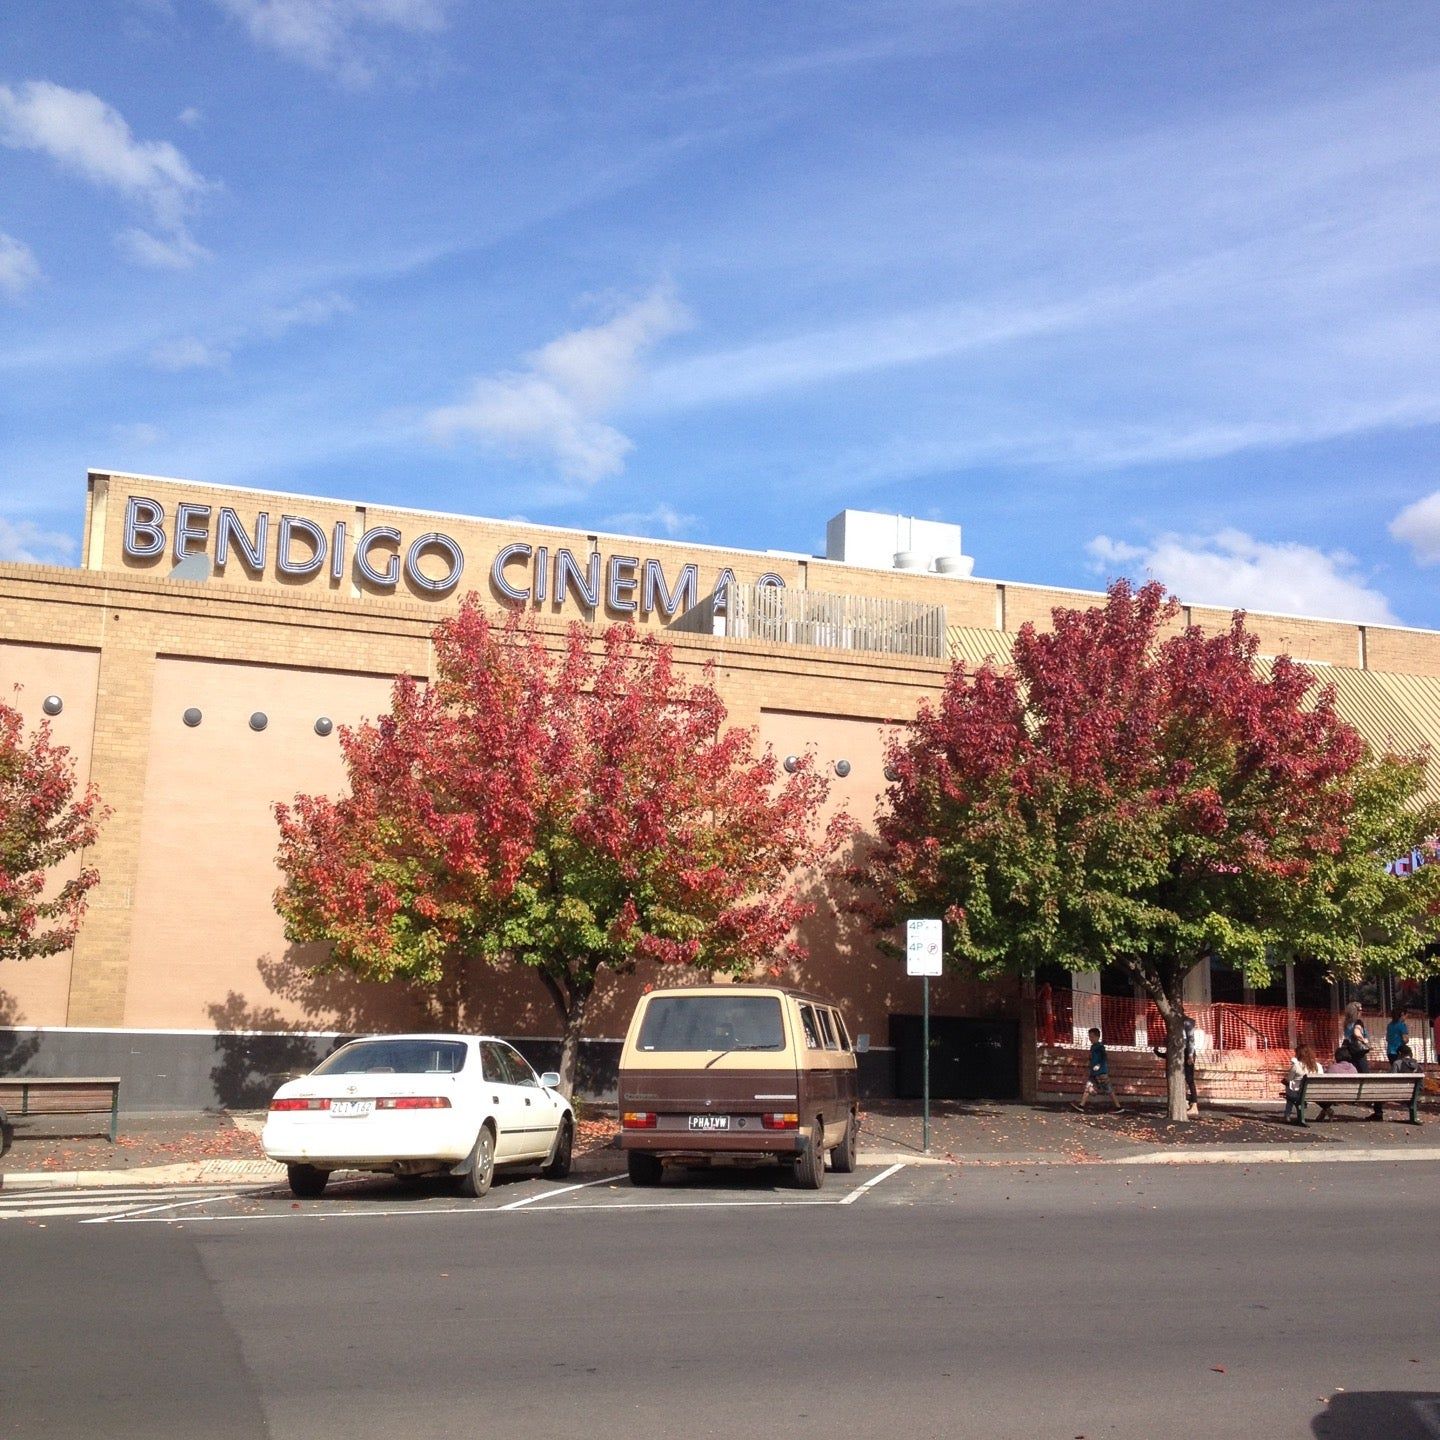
274,600,848,1094
0,696,106,964
852,581,1440,1121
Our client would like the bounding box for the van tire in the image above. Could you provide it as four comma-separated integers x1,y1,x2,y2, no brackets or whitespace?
628,1151,663,1187
830,1109,859,1173
793,1120,826,1190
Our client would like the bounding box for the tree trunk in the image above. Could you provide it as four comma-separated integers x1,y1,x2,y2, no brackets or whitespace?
1131,957,1190,1123
539,967,594,1100
556,979,592,1100
1161,1004,1189,1123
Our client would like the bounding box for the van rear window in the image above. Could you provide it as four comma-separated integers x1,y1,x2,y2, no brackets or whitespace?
638,995,785,1052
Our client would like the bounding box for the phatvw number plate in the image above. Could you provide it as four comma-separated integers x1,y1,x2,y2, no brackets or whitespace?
330,1099,373,1118
688,1114,730,1131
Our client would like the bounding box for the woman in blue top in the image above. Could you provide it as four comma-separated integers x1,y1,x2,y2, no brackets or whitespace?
1386,1006,1410,1070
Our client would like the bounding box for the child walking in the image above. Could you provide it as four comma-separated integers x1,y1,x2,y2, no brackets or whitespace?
1075,1027,1123,1112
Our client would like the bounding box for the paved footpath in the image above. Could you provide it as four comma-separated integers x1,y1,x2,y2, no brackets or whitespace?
4,1095,1439,1192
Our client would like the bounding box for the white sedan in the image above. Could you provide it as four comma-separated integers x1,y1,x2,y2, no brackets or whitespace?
262,1034,574,1199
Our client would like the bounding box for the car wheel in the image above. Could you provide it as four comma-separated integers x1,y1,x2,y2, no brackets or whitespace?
287,1163,328,1199
830,1109,859,1174
541,1117,574,1180
627,1151,663,1187
793,1118,826,1190
457,1125,495,1199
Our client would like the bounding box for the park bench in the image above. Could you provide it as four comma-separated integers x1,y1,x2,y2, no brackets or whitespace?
0,1077,121,1145
1290,1071,1423,1127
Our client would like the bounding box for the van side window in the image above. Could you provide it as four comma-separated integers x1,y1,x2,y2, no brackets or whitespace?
799,1004,820,1049
816,1008,839,1050
833,1012,853,1052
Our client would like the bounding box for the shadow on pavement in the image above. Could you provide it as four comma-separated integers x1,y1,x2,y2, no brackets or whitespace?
1313,1391,1440,1439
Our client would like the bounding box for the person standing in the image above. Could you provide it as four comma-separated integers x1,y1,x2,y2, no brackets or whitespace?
1338,1001,1384,1121
1152,1013,1199,1117
1386,1006,1410,1070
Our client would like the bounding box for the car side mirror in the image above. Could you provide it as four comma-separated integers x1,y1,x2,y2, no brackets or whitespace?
854,1034,870,1054
538,1071,562,1090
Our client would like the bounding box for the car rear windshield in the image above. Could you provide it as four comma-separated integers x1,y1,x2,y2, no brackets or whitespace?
637,995,785,1052
313,1040,469,1075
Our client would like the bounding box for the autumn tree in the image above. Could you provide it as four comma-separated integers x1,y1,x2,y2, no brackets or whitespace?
274,600,846,1094
0,697,106,964
853,581,1440,1121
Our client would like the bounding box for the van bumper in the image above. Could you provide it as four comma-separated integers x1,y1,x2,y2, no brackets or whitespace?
620,1128,805,1157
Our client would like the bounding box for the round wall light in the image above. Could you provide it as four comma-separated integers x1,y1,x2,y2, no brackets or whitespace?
782,755,801,774
182,707,203,728
884,764,901,782
41,695,63,716
833,759,851,778
249,711,268,732
314,716,334,737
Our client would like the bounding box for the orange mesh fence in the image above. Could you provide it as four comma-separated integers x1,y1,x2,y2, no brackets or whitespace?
1033,987,1432,1061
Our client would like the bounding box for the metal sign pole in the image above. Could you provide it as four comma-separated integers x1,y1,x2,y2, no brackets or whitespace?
923,974,931,1154
906,916,942,1160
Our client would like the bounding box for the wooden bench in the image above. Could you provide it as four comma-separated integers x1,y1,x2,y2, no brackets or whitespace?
0,1077,121,1143
1290,1071,1424,1127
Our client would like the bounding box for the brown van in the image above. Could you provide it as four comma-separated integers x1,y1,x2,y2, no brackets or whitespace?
617,984,864,1189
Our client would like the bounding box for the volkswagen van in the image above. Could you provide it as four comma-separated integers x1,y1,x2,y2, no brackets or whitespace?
617,985,864,1189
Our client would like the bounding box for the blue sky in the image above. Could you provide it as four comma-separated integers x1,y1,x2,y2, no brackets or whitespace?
3,1,1440,628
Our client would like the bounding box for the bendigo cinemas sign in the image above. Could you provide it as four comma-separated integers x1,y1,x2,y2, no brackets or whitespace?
122,495,784,616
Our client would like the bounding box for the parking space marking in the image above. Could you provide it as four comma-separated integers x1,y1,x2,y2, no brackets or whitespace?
103,1163,908,1225
82,1187,273,1225
838,1161,906,1204
498,1174,619,1210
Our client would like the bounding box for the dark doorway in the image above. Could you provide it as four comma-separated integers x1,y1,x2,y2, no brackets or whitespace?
889,1015,1020,1101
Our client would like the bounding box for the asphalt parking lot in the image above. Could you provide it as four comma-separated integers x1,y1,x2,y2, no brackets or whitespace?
77,1158,914,1226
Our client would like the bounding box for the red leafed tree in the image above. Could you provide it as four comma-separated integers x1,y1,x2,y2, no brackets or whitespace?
274,600,847,1094
0,697,106,964
853,581,1440,1121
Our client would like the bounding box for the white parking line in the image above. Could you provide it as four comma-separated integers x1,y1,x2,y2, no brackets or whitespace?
498,1174,621,1210
838,1161,906,1204
82,1188,270,1224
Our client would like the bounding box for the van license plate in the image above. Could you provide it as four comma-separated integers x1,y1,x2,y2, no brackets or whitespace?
330,1100,373,1118
688,1115,730,1131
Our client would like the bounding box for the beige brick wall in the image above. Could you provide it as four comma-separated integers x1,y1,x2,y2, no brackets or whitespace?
5,472,1440,1043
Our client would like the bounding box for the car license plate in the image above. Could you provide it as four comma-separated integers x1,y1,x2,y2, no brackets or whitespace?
688,1115,729,1131
330,1100,373,1118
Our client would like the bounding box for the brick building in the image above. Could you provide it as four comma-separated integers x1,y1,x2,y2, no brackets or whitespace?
3,471,1439,1107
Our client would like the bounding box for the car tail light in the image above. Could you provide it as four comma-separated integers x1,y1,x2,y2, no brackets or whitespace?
622,1111,657,1129
376,1096,452,1109
269,1097,331,1112
761,1112,799,1130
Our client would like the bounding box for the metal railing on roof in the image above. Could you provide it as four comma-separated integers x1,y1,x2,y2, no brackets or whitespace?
673,583,946,659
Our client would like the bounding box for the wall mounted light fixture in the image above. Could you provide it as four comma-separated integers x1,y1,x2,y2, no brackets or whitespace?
183,707,202,727
249,712,268,732
314,716,334,737
42,695,63,716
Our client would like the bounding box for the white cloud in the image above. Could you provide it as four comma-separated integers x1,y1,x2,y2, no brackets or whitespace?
147,289,352,371
213,0,454,84
257,291,354,338
150,336,230,370
112,422,165,447
599,503,699,539
0,80,211,267
0,233,42,299
1389,491,1440,566
177,106,203,127
118,226,211,270
0,516,77,565
1086,529,1398,625
427,285,692,486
